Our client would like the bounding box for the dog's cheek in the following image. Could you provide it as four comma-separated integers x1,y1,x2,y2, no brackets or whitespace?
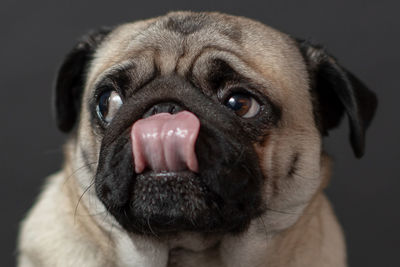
65,107,104,193
255,128,322,231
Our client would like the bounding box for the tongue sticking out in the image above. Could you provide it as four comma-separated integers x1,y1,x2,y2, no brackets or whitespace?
131,111,200,173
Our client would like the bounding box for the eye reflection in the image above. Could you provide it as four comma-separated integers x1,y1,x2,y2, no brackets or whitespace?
97,90,123,123
225,93,260,118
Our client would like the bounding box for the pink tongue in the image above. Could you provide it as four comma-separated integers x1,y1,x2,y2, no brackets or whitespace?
131,111,200,173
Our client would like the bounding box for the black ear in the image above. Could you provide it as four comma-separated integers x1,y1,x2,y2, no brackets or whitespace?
296,39,378,158
54,28,113,133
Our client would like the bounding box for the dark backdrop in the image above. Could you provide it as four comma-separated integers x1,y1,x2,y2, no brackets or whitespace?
1,1,399,266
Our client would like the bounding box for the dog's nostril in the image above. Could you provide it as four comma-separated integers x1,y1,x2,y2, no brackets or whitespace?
143,102,184,118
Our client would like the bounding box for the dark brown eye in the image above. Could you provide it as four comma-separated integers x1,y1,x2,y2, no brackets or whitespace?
97,90,123,123
225,93,260,118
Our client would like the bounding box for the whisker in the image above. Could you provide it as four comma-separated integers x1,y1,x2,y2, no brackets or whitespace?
74,176,96,223
258,216,269,238
63,162,98,186
146,215,159,238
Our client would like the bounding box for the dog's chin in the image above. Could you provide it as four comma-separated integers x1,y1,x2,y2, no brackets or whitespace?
103,170,260,236
131,171,213,232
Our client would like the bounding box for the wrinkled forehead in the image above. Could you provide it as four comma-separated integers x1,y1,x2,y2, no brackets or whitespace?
86,12,309,101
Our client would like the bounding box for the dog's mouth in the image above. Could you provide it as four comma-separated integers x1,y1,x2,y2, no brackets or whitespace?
128,111,215,232
95,106,265,235
99,165,228,235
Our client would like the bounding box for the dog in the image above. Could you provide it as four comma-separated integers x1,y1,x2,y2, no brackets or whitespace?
17,11,377,267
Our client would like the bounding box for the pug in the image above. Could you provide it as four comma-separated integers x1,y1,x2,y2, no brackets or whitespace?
17,11,377,267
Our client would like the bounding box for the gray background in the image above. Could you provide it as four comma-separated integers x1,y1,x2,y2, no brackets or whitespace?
1,0,399,266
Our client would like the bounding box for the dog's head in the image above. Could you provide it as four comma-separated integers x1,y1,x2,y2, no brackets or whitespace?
55,12,377,236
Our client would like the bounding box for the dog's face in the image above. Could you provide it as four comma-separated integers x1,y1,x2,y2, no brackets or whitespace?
55,12,377,236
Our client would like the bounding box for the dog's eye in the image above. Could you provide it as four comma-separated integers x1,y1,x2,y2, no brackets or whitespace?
225,93,260,118
97,90,123,123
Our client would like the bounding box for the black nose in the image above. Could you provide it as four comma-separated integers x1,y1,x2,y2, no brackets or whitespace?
142,102,185,118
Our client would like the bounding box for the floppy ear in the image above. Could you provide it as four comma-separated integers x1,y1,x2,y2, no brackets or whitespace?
54,28,113,133
296,39,378,158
